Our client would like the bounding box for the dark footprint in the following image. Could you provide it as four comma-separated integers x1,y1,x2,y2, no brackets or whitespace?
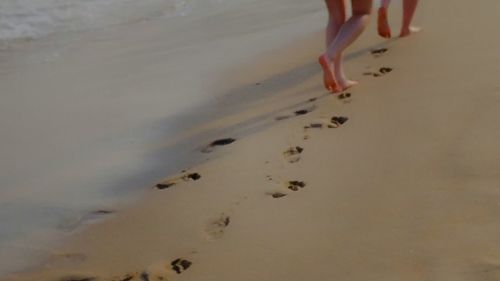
283,146,304,163
294,109,310,116
270,192,287,198
305,116,344,130
156,172,201,190
338,92,352,100
91,210,114,215
205,214,231,241
363,67,393,77
171,258,192,274
183,173,201,181
211,138,236,146
202,138,236,153
371,47,388,57
379,67,393,74
287,181,306,191
59,276,96,281
304,123,323,129
276,105,316,121
331,116,349,126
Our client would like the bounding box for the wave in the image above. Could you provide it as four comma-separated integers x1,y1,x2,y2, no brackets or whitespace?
0,0,217,41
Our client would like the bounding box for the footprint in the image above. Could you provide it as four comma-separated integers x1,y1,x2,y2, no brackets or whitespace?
156,172,201,190
370,47,388,57
112,258,192,281
331,116,349,126
363,67,393,77
171,258,192,274
287,181,306,191
303,122,326,129
59,276,96,281
294,109,310,116
269,192,287,199
337,92,352,104
202,138,236,153
112,272,156,281
379,67,393,74
267,179,307,199
205,214,231,241
275,105,316,121
304,116,346,130
283,146,304,163
91,209,114,215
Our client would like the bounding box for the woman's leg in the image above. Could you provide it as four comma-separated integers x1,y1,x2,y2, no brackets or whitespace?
400,0,421,37
320,0,346,92
324,0,372,91
378,0,392,38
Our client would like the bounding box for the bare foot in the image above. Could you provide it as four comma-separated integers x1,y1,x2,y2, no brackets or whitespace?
337,77,358,91
400,26,421,37
377,7,391,39
318,54,341,93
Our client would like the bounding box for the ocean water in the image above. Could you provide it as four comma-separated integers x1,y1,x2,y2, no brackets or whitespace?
0,0,229,41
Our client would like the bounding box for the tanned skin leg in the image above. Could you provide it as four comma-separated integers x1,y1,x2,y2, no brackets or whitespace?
400,0,421,37
323,0,372,92
320,0,346,92
377,0,391,38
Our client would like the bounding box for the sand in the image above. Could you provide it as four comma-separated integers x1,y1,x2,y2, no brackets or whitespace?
2,0,500,280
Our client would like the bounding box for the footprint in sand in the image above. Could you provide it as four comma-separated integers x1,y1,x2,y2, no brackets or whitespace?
267,180,307,199
202,138,236,153
283,146,304,163
112,272,158,281
269,192,287,198
155,172,201,190
337,92,352,103
287,181,306,191
205,214,231,241
303,116,348,131
370,47,388,57
363,67,393,77
58,276,96,281
111,258,192,281
170,258,193,274
331,116,349,126
275,102,317,121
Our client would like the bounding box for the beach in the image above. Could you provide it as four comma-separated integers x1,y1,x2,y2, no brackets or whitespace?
2,0,500,280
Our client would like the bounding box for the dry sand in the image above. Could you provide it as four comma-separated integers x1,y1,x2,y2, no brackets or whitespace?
3,0,500,280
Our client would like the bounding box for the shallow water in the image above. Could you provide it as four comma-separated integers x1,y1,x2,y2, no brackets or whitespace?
0,0,233,41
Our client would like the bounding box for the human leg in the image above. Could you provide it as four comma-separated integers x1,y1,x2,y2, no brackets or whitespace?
400,0,421,37
320,0,346,92
377,0,391,38
324,0,372,91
